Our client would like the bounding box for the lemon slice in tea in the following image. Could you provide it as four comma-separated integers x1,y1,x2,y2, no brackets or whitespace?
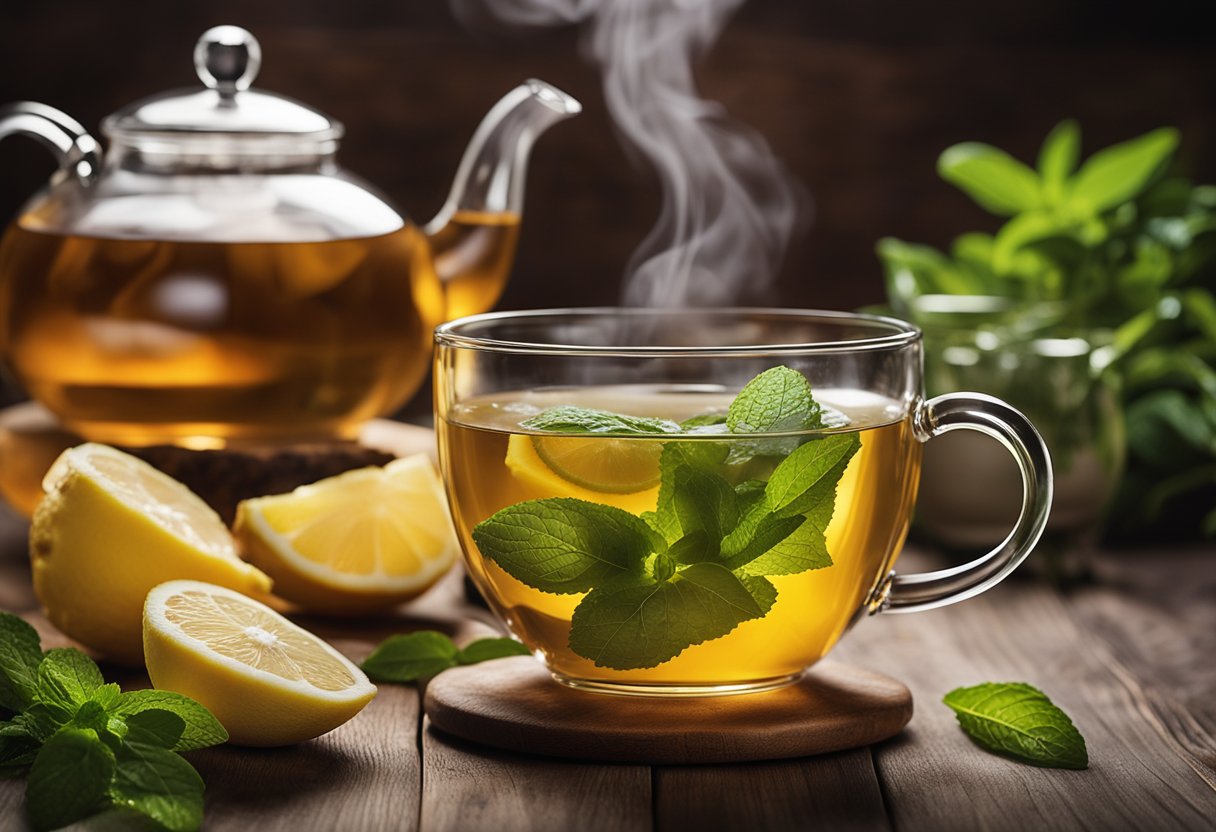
530,435,663,494
143,580,377,746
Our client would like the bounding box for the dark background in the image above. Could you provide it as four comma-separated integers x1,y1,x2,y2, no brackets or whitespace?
1,0,1213,410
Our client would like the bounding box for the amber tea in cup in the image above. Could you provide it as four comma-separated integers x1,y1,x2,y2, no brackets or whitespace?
435,309,1052,696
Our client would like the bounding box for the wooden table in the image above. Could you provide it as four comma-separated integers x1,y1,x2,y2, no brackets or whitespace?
1,505,1213,832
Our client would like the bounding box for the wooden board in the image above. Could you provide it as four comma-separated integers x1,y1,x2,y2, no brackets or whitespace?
424,656,912,765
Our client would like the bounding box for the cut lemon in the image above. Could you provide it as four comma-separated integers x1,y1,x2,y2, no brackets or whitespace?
532,435,663,493
30,443,271,666
143,580,377,746
234,455,458,615
504,435,661,513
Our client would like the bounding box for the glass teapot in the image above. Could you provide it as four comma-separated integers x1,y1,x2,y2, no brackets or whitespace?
0,26,579,446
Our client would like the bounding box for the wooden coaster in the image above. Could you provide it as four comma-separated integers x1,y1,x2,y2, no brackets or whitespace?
425,656,912,764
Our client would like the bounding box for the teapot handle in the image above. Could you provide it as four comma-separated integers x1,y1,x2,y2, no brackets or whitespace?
0,102,102,185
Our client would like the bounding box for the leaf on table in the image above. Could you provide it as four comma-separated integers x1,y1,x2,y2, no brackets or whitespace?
473,497,654,593
361,631,460,682
456,638,532,665
110,736,204,832
123,709,187,752
943,682,1088,769
0,612,42,712
0,718,41,779
111,689,228,751
26,728,116,831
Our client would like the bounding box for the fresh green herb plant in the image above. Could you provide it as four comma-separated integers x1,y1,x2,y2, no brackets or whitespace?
878,122,1216,537
360,631,530,683
471,366,858,670
0,611,227,832
943,682,1088,769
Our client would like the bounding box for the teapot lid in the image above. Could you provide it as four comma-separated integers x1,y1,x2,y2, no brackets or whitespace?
101,26,343,152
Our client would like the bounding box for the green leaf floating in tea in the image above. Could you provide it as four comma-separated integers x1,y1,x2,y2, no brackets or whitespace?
471,365,860,670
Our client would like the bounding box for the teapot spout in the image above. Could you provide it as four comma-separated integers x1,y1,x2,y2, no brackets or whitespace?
426,80,580,318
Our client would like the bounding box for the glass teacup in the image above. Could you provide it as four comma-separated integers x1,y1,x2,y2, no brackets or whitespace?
434,308,1051,696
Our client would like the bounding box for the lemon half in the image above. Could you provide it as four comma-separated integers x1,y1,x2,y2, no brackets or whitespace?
234,455,459,615
30,444,271,666
143,580,376,746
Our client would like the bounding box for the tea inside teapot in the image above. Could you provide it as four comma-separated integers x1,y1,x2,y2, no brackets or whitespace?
0,26,577,446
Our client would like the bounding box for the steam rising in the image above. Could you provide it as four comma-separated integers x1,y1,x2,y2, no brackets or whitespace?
453,0,804,307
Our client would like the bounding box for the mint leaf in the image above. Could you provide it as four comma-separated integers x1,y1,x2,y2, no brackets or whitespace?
1038,119,1080,203
91,683,122,711
680,412,728,430
124,710,187,751
26,728,115,831
720,514,804,571
943,682,1088,769
521,406,680,436
111,690,228,751
0,719,40,778
70,701,111,735
1069,127,1178,214
0,613,42,712
568,563,772,670
12,706,60,743
665,530,713,565
727,366,822,434
937,142,1042,216
110,737,204,832
648,441,731,543
763,433,860,518
456,638,532,665
473,498,652,593
362,632,532,683
739,575,779,613
36,648,104,718
361,632,460,682
672,466,738,544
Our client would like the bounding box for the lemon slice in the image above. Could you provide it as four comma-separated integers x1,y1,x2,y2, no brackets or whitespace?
531,435,663,493
30,443,271,666
234,455,458,615
143,580,377,746
504,435,661,514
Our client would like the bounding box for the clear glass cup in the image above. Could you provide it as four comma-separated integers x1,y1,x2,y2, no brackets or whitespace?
434,308,1053,696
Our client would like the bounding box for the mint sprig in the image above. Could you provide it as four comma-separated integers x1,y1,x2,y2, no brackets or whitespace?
0,611,226,831
943,682,1088,769
361,631,531,683
521,406,681,436
472,366,860,670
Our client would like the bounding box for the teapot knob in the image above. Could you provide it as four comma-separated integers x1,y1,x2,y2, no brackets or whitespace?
194,25,262,99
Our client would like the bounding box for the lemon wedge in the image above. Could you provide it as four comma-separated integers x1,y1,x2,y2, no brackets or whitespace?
234,455,458,615
29,443,271,666
143,580,376,746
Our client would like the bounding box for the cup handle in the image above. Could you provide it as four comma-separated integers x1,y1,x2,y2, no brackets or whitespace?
876,392,1054,613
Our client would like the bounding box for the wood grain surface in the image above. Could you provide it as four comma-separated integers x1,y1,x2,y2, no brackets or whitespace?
1,509,1214,831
